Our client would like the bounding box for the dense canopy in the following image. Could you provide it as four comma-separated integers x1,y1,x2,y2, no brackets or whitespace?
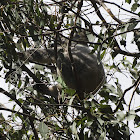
0,0,140,139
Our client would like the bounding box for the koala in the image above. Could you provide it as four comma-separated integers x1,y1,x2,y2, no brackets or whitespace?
19,31,105,98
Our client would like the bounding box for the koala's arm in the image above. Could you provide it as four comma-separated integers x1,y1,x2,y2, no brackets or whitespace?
18,48,56,65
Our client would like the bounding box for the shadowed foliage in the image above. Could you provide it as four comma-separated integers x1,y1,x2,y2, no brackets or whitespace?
0,0,140,139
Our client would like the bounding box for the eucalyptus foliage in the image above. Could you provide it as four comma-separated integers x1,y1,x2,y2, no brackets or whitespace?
0,0,140,139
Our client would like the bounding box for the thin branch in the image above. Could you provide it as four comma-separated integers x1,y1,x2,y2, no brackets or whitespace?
0,88,39,139
113,45,140,58
67,0,84,98
27,61,56,72
90,0,107,26
111,27,140,38
135,108,140,113
0,107,39,120
128,78,140,112
96,0,123,24
21,64,58,98
114,76,140,113
0,88,24,109
103,0,139,16
109,27,140,58
54,8,65,61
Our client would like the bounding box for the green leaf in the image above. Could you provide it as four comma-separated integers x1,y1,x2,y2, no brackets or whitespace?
98,132,106,140
65,88,76,96
97,118,104,126
84,101,91,108
125,0,131,4
100,50,106,60
138,12,140,17
18,98,24,104
38,122,49,138
18,80,22,88
34,64,44,70
116,111,125,121
127,18,138,30
99,104,113,114
68,95,76,105
86,121,93,127
116,82,123,97
87,33,96,43
132,58,137,68
120,24,129,39
131,3,138,12
127,110,136,121
70,122,79,139
57,76,66,87
134,115,140,126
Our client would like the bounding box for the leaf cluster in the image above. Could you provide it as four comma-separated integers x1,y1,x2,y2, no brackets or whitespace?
0,0,140,139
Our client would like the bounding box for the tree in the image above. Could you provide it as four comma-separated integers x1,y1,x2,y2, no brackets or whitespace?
0,0,140,139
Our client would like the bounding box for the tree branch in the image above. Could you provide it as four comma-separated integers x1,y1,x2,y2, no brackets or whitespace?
0,107,39,120
21,64,58,98
113,45,140,58
96,0,123,24
103,0,139,16
54,8,66,61
114,76,140,113
0,88,39,140
90,0,107,25
111,27,140,38
0,88,23,108
128,78,140,112
67,0,84,98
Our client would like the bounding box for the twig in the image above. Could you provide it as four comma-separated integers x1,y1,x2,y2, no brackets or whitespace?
90,0,107,26
113,45,140,58
67,0,84,98
0,88,39,140
128,78,140,112
103,0,139,16
0,88,24,108
114,76,140,113
54,9,65,61
96,0,123,24
21,64,58,98
0,107,39,120
111,27,140,38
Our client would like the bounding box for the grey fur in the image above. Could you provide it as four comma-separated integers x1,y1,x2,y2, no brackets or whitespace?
19,32,105,97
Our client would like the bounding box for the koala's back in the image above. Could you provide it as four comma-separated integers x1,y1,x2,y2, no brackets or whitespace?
57,44,105,94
